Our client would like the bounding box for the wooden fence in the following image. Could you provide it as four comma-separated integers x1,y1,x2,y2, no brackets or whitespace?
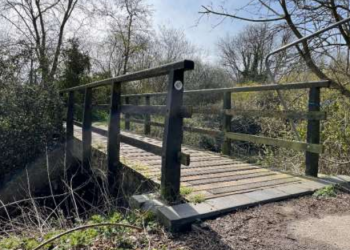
60,59,330,203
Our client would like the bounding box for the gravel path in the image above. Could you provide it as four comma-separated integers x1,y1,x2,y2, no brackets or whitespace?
151,192,350,250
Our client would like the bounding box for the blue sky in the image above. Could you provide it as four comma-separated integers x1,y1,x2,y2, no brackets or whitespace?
147,0,247,61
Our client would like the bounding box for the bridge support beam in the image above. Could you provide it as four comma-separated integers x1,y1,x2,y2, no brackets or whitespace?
161,69,184,203
305,87,320,177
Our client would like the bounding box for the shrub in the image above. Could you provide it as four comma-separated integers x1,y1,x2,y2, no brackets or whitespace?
0,83,63,181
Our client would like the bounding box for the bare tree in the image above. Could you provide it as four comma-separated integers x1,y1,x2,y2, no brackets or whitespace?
95,0,151,76
200,0,350,96
0,0,79,84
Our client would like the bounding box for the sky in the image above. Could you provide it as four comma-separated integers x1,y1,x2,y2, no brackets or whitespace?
147,0,247,61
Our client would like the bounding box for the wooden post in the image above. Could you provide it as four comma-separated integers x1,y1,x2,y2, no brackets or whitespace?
144,95,151,135
305,87,321,177
107,82,121,191
161,69,184,203
65,91,74,167
125,97,130,130
222,92,232,155
82,88,92,173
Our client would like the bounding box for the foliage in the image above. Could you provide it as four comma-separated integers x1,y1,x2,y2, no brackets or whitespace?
0,210,157,250
313,185,337,198
0,83,63,181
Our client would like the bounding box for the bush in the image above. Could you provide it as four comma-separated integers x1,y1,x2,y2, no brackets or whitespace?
0,83,63,180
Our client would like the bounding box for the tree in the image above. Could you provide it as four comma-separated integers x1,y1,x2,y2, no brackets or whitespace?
0,0,79,84
218,24,274,82
59,38,91,89
95,0,151,76
200,0,350,96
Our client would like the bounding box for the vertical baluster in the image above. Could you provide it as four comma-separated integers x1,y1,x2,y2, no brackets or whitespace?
222,92,232,156
82,88,92,172
107,82,121,191
65,91,74,167
125,96,130,130
305,87,321,177
161,69,185,203
144,95,151,135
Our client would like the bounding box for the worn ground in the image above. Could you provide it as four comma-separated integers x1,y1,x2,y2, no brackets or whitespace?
147,191,350,250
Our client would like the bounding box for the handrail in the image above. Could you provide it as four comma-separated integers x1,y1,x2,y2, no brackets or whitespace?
59,60,194,93
119,80,330,98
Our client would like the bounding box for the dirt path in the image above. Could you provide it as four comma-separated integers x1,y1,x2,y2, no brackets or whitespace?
151,192,350,250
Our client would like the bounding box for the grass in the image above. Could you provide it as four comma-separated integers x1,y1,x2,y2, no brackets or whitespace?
0,211,158,250
180,186,194,196
188,193,206,204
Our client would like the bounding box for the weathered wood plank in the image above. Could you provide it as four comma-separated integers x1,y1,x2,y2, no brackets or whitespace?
121,104,167,115
120,80,330,98
225,132,323,154
120,133,190,166
107,82,121,190
305,87,321,177
224,109,326,120
60,60,195,92
209,178,300,195
186,174,293,191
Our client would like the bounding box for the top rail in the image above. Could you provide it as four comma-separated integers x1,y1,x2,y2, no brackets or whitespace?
60,60,194,93
120,80,330,98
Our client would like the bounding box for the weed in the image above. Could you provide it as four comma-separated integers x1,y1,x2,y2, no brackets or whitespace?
188,193,206,204
180,186,194,196
313,185,337,198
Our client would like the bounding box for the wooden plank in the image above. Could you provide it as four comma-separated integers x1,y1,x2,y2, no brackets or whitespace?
121,104,166,115
120,134,190,166
209,177,300,195
73,122,190,166
181,168,270,181
188,174,294,192
183,126,221,137
120,80,330,98
305,87,321,177
144,95,151,135
124,97,130,130
107,82,121,190
161,69,185,202
65,91,75,167
225,109,326,120
82,88,93,172
186,172,276,186
226,132,323,153
222,92,232,155
60,60,195,92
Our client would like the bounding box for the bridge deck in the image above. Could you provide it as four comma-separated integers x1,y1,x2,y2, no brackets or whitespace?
74,124,341,200
73,124,350,230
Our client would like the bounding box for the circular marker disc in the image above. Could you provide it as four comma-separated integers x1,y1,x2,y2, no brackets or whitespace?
174,81,183,90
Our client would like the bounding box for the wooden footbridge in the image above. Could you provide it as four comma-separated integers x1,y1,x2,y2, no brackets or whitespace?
60,60,350,230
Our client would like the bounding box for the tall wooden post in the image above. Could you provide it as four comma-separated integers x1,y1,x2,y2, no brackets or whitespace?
82,88,92,173
222,92,232,156
107,82,121,192
305,87,321,177
161,69,184,203
144,95,151,135
65,91,75,167
125,96,130,130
